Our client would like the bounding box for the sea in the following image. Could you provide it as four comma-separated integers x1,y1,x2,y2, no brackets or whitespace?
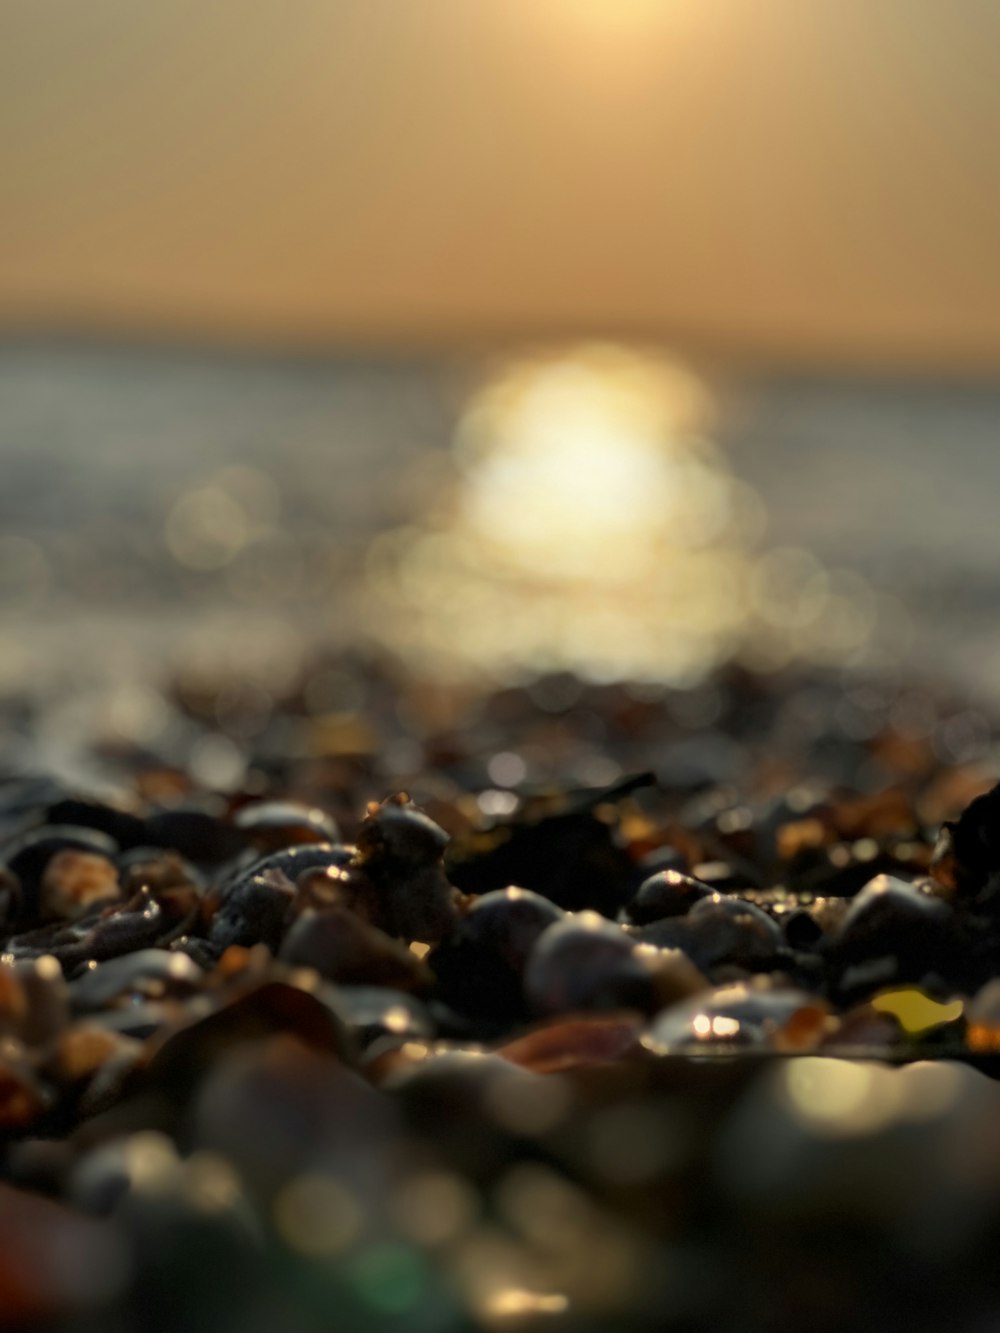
2,337,999,707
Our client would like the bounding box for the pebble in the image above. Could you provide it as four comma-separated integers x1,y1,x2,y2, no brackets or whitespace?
1,660,1000,1329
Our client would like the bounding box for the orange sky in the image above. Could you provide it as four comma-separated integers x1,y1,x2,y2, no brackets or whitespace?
3,1,1000,370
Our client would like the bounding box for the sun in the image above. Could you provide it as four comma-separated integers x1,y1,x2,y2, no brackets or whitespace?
524,0,692,53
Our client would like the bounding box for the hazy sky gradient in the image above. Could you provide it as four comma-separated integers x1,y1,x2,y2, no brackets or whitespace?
3,1,1000,369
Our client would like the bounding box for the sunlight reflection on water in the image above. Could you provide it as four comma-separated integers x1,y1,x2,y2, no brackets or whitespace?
364,344,904,686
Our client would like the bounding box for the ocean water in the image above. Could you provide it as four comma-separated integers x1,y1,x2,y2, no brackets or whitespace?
1,338,999,701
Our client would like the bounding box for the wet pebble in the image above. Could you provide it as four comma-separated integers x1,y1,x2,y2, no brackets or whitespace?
208,871,296,954
642,982,830,1056
4,826,118,924
622,869,714,925
824,873,964,998
630,894,785,974
70,949,205,1011
524,913,660,1016
429,887,564,1021
233,800,341,853
280,907,431,991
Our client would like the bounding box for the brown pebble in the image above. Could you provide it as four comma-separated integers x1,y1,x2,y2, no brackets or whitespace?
40,850,120,922
14,956,70,1047
497,1014,643,1074
47,1025,134,1085
0,965,28,1034
0,1053,48,1129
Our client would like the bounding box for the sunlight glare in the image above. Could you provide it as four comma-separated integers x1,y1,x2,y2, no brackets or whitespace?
362,342,884,686
363,344,750,684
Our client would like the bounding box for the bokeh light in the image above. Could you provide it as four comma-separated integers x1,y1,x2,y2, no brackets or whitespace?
784,1058,966,1137
273,1173,363,1256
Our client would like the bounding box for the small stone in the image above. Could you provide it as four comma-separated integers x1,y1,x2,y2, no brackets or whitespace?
40,850,120,922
